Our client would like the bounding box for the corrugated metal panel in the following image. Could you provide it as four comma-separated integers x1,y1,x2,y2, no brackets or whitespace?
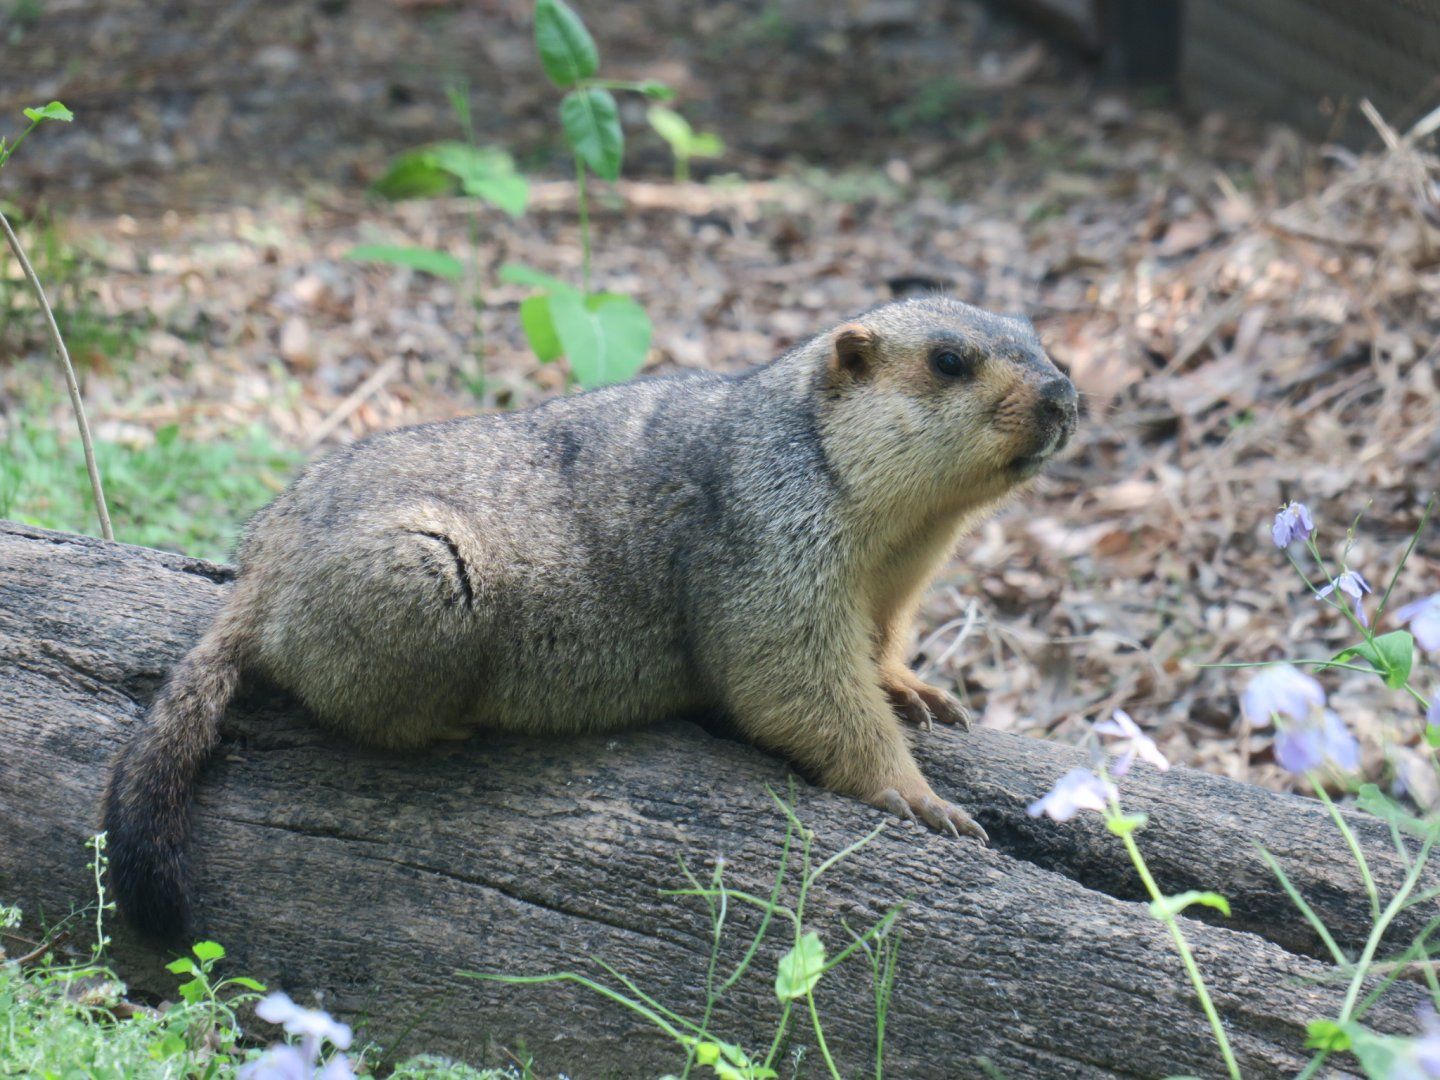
1180,0,1440,142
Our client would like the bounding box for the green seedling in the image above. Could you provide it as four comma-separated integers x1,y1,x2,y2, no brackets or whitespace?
647,106,724,183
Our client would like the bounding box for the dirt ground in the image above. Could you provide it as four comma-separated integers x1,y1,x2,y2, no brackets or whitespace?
2,0,1438,802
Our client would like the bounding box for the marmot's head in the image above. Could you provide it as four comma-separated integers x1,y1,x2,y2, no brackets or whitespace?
817,296,1078,512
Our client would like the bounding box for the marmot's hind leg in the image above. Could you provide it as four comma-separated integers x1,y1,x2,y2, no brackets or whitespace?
254,509,491,750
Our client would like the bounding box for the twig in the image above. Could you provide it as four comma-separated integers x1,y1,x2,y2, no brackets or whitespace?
15,930,70,967
0,209,112,540
304,356,403,449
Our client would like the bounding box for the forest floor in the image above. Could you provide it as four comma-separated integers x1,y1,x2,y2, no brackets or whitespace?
2,0,1438,803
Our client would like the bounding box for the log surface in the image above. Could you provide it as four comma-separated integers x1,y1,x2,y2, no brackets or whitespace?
0,521,1431,1079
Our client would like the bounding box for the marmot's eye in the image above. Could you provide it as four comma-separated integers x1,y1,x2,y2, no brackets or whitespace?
931,349,976,380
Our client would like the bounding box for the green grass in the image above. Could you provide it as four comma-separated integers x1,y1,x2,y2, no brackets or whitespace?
0,410,300,561
0,954,515,1078
0,902,519,1079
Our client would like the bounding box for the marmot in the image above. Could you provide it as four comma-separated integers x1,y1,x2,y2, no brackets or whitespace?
103,296,1077,940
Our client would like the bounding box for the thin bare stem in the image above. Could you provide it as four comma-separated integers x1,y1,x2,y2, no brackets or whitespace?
0,209,112,539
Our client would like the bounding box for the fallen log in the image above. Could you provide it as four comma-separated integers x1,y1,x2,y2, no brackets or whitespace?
0,520,1432,1078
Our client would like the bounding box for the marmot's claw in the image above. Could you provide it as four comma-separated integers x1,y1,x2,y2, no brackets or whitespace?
878,787,918,824
882,672,970,733
887,686,933,730
875,789,987,844
930,691,972,731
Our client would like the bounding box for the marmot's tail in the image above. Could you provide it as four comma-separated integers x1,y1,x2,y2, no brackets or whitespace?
102,589,256,941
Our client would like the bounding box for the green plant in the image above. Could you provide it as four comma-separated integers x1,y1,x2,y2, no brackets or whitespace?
464,794,902,1080
0,100,113,540
0,834,267,1076
351,104,529,280
0,100,71,169
647,106,724,183
507,0,673,388
349,85,531,398
157,941,268,1061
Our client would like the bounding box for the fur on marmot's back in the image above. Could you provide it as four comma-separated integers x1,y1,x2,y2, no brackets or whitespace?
103,296,1078,940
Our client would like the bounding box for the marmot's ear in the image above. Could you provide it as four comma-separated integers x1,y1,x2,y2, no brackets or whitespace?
830,323,877,379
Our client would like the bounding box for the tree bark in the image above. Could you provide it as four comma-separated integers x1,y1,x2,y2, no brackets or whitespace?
0,521,1433,1079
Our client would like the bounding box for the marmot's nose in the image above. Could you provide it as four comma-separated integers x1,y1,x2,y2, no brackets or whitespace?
1036,377,1078,428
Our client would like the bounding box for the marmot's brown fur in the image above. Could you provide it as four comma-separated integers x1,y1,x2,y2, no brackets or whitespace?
103,296,1077,940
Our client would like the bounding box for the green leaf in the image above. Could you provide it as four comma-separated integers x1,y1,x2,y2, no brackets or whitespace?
1428,723,1440,748
774,930,827,1001
1304,1018,1351,1051
499,263,576,294
155,423,180,449
462,172,529,217
533,0,598,87
520,295,564,363
191,940,225,963
345,245,465,280
373,143,527,211
227,975,266,991
695,1043,721,1066
647,105,693,150
639,79,675,100
715,1065,776,1080
550,290,651,387
370,149,456,200
561,87,624,181
1335,630,1414,689
166,957,197,976
148,1033,189,1061
689,131,725,158
1105,812,1148,837
23,101,73,123
177,976,206,1004
1149,891,1231,920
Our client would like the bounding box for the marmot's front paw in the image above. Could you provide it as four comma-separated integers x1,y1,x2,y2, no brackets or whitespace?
874,787,988,844
881,667,971,731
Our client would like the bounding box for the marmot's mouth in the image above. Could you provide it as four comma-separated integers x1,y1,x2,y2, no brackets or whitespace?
1009,452,1049,479
1010,423,1071,477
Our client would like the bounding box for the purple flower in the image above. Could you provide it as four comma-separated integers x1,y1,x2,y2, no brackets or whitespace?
1271,501,1314,549
1240,664,1325,729
1274,709,1359,775
239,1046,309,1080
1395,593,1440,652
1027,768,1116,822
238,1048,356,1080
1391,1005,1440,1079
255,993,353,1052
1427,697,1440,733
1317,569,1373,626
1094,709,1170,776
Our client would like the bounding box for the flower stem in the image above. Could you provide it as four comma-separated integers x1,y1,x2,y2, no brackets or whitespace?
1337,831,1436,1023
1376,498,1433,620
1110,800,1242,1080
1314,783,1379,921
808,988,842,1079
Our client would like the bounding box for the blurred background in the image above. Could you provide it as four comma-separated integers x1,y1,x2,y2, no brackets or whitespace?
1,0,1438,796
